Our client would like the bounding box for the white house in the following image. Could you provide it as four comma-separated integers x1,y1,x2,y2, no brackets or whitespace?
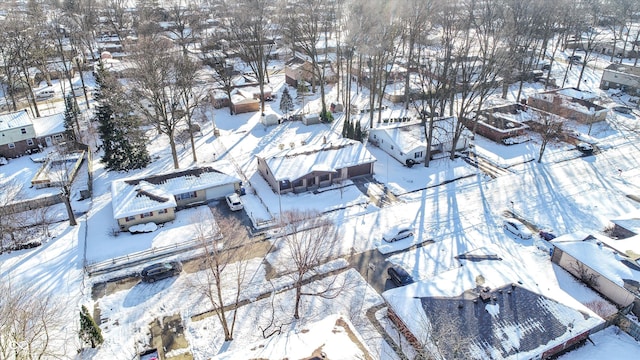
111,164,242,231
368,117,470,166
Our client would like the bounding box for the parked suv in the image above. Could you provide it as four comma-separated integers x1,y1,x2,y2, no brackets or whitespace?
225,193,243,211
140,262,182,283
387,265,414,287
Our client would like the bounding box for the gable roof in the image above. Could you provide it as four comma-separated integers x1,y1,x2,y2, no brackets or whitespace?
611,209,640,236
31,112,65,137
383,259,602,360
111,166,241,219
551,232,640,288
0,110,32,132
258,138,376,182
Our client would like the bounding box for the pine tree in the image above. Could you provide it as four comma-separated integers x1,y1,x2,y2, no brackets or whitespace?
279,87,293,116
355,120,363,142
79,305,103,348
63,93,79,139
94,62,150,171
342,118,349,137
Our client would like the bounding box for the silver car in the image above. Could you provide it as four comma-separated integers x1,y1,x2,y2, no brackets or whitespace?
383,227,414,242
503,218,533,240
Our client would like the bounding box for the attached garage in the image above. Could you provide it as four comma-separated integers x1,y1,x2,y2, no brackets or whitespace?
205,183,237,200
347,163,373,178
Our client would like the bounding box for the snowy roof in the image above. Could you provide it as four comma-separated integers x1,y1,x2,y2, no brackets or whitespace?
111,165,241,219
259,138,376,182
370,123,426,154
610,209,640,236
0,110,32,131
31,112,65,137
551,232,640,287
111,180,177,219
383,259,603,360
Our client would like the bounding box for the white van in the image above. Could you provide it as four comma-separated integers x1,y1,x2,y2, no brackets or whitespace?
225,193,243,211
35,89,55,100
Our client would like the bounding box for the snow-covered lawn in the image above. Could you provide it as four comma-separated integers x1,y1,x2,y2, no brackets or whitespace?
2,50,640,359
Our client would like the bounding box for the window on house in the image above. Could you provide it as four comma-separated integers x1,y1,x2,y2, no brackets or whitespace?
293,179,304,187
8,143,15,149
176,191,197,200
20,128,27,134
319,174,330,182
157,208,168,214
53,134,63,141
140,212,153,218
125,216,136,222
26,139,34,146
415,151,422,159
373,134,377,139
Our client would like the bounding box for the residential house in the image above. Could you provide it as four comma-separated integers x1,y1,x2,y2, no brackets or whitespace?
368,116,470,166
384,255,604,359
467,103,531,144
527,88,608,124
610,209,640,239
551,232,640,317
284,54,337,89
0,110,68,158
600,64,640,95
256,138,376,194
111,165,242,231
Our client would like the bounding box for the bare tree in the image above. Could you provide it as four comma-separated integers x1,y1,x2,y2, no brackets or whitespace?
0,281,67,360
0,180,26,253
128,35,185,169
174,54,206,163
48,142,80,226
223,0,274,115
280,210,344,319
192,216,249,341
534,112,564,163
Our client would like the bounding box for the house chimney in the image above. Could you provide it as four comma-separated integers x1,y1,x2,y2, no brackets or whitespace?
323,136,327,144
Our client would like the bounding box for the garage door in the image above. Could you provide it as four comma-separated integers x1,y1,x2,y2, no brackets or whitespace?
347,163,372,178
205,184,236,200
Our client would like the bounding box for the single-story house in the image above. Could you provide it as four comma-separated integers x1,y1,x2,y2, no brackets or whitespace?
368,116,470,166
285,54,337,88
383,256,604,359
527,88,608,124
610,209,640,239
229,85,273,115
111,165,242,231
0,110,68,158
467,104,532,144
600,64,640,95
551,232,640,317
256,137,376,194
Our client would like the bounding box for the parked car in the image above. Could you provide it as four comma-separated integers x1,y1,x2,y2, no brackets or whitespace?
140,262,182,283
383,227,414,242
0,157,7,166
567,55,582,63
613,106,633,114
387,265,414,287
225,193,243,211
539,230,557,241
576,142,594,154
503,218,533,239
35,89,55,100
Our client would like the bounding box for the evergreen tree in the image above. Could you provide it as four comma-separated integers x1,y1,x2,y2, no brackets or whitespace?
279,87,294,116
355,120,363,142
79,305,103,348
342,118,349,138
94,62,150,171
63,93,79,140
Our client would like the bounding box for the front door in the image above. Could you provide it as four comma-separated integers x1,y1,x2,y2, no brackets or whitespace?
45,136,52,147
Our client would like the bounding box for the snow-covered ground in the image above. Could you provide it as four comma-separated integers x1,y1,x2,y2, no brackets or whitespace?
2,49,640,359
